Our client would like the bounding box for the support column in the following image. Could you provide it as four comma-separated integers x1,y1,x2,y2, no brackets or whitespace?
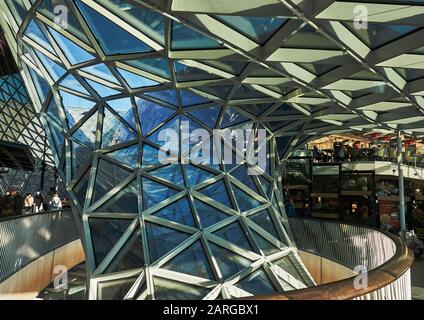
397,131,406,236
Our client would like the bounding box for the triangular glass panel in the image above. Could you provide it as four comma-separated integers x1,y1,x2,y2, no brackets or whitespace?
184,164,215,187
105,227,144,273
149,164,184,187
197,84,233,100
199,180,233,208
48,26,95,65
37,0,90,43
89,218,133,266
141,177,178,210
146,116,179,148
193,199,228,228
27,67,49,104
73,167,90,205
258,175,271,198
76,0,153,55
171,21,222,50
231,165,259,194
221,107,250,128
7,0,27,26
273,254,306,284
181,115,205,151
269,103,302,116
188,106,221,128
108,2,165,43
154,197,195,227
271,193,283,216
49,123,65,156
101,108,136,148
276,136,293,158
232,85,268,99
249,210,279,240
59,74,89,94
81,64,119,84
345,21,418,49
35,49,66,81
145,222,190,263
95,179,139,213
180,90,210,107
215,16,286,44
214,221,253,251
71,111,98,149
153,277,209,300
86,79,121,98
232,184,262,212
107,98,136,129
97,277,137,300
136,97,175,135
234,268,277,295
265,119,291,132
106,144,138,168
71,141,93,179
240,103,273,117
251,229,281,256
46,97,62,124
141,144,162,168
174,61,219,82
163,240,214,279
125,58,171,79
24,20,56,54
60,90,96,128
116,68,158,89
145,89,179,106
92,159,132,204
209,243,251,279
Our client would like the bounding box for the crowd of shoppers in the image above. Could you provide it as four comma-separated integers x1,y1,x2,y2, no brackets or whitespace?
0,189,67,218
311,140,399,163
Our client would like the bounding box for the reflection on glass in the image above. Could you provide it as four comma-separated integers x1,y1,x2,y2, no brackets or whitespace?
145,222,190,263
163,240,214,279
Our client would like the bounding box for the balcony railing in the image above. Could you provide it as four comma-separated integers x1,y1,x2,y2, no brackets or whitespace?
0,210,79,284
248,218,413,300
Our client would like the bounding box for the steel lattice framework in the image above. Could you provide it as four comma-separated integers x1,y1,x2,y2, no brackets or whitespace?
1,0,422,299
0,73,53,164
0,72,55,195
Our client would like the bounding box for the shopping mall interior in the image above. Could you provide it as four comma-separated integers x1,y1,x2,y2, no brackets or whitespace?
0,0,423,302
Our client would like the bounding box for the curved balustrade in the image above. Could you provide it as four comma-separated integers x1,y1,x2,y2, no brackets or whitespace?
0,210,79,283
248,218,413,300
0,213,413,300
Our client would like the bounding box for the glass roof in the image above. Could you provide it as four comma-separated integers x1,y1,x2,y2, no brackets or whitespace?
3,0,424,301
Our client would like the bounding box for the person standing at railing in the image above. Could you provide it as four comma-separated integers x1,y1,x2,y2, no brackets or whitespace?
33,191,43,213
49,193,62,210
312,145,323,162
23,193,34,214
334,141,345,162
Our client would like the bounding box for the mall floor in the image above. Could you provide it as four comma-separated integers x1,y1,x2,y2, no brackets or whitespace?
411,256,424,300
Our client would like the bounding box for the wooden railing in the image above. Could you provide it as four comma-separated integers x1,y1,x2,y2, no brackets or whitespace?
0,210,85,298
247,218,413,300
